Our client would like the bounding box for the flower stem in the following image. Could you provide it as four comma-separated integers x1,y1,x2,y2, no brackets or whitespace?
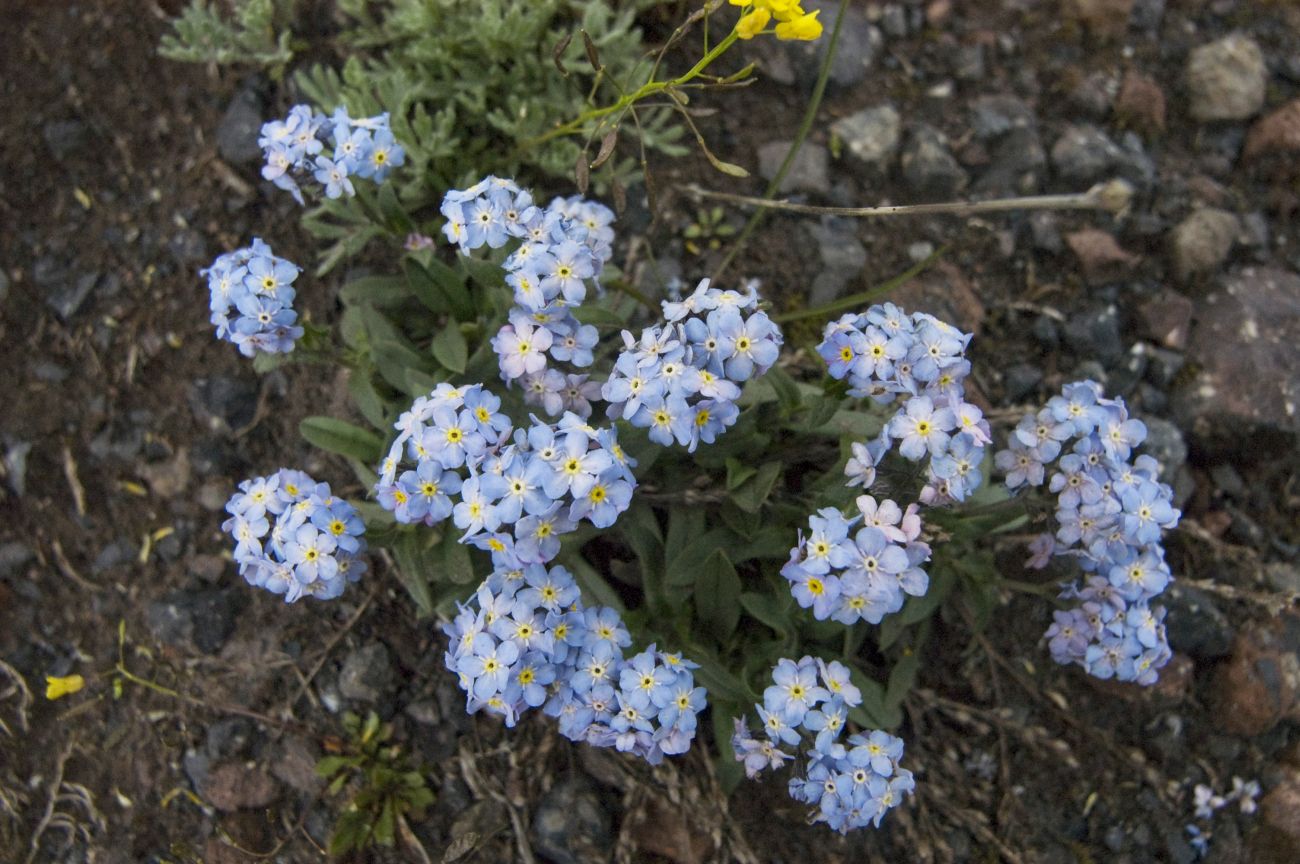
711,0,852,283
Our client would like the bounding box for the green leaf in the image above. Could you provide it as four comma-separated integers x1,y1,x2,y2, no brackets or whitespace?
404,367,440,399
340,275,410,308
884,651,920,719
665,528,736,588
425,255,478,322
300,417,385,463
570,304,628,329
460,255,506,293
694,550,741,639
391,531,436,618
315,755,355,779
847,666,895,729
724,457,757,492
712,704,744,796
564,556,626,614
764,365,803,416
329,809,370,855
729,461,782,513
377,183,413,235
347,367,389,431
739,591,790,637
374,797,397,846
439,531,477,585
403,257,450,315
430,323,469,373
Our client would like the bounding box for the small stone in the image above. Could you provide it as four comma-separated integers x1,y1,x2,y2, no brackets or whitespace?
1130,0,1165,30
1169,208,1239,285
42,119,88,161
1062,303,1124,364
531,776,612,864
1172,267,1300,447
1186,34,1267,123
1109,342,1149,395
271,736,324,795
900,125,968,199
1140,416,1187,484
197,481,229,512
830,104,901,175
1115,70,1167,135
807,217,867,307
1165,584,1233,660
0,542,33,579
882,4,908,38
1065,229,1139,286
183,749,210,792
1264,563,1300,595
338,642,395,703
1002,364,1043,402
975,127,1046,195
141,448,192,499
46,272,99,321
954,43,986,81
1029,212,1062,253
207,717,255,761
3,441,30,498
1144,347,1185,387
756,140,830,196
216,85,265,165
189,377,259,435
202,762,279,812
969,95,1037,141
893,262,985,335
1211,616,1300,735
1069,71,1119,119
146,587,245,654
628,796,713,864
1051,124,1122,185
1065,0,1135,40
1256,776,1300,861
1244,98,1300,161
925,0,952,26
1137,290,1194,350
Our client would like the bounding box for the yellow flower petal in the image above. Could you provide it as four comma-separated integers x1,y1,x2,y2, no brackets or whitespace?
775,10,822,41
46,674,86,700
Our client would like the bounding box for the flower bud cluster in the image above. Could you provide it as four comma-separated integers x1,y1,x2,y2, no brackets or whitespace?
259,105,405,204
818,303,991,505
780,497,931,625
996,380,1181,685
443,561,705,765
602,279,782,451
223,469,367,602
203,239,304,357
442,177,612,418
375,384,637,550
732,656,913,833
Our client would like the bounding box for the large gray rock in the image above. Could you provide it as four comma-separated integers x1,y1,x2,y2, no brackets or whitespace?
1050,124,1122,185
900,124,968,198
1172,267,1300,450
756,140,830,195
830,104,901,175
1186,34,1267,123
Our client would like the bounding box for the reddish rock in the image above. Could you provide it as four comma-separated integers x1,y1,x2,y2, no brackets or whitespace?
1137,290,1195,350
202,762,280,812
1172,267,1300,445
893,261,985,335
1211,616,1300,736
1065,229,1140,285
1150,652,1194,701
925,0,952,26
1251,776,1300,864
1244,98,1300,160
1115,70,1167,134
1066,0,1135,40
629,797,715,864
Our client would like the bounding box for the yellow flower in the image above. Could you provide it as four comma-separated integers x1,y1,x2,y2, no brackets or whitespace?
775,9,822,41
46,674,85,700
736,7,770,39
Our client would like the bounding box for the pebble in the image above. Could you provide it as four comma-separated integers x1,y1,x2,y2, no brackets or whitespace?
975,127,1046,195
206,717,256,761
756,140,830,196
830,104,901,176
189,377,259,434
3,441,30,498
1051,124,1122,185
42,119,88,161
216,83,266,165
881,4,908,38
1258,776,1300,858
146,586,245,654
1211,617,1300,736
1130,0,1165,31
0,542,33,579
1062,303,1124,364
900,124,969,198
1264,563,1300,595
1169,207,1239,285
338,642,396,703
1068,71,1118,120
531,776,612,864
46,272,99,321
1029,212,1063,253
1143,346,1185,387
1003,363,1043,401
1172,267,1300,447
202,762,279,812
1066,0,1135,40
807,217,867,307
1243,98,1300,161
1186,34,1267,122
969,95,1037,141
1065,229,1139,286
1115,70,1167,135
954,44,986,82
1165,584,1233,660
1140,416,1187,485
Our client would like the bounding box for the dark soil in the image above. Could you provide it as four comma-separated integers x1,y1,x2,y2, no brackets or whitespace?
3,1,1298,863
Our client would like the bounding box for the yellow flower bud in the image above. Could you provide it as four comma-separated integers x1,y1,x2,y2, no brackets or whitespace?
736,8,770,39
46,674,86,700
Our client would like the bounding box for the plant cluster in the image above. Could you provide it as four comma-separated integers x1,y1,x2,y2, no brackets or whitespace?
204,239,304,357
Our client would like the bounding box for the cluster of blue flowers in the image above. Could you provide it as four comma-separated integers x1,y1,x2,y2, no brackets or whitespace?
374,384,637,552
780,497,931,625
817,303,991,504
203,239,303,357
602,279,782,452
996,381,1181,685
732,656,913,833
443,561,705,764
259,105,405,204
223,469,367,602
441,177,612,419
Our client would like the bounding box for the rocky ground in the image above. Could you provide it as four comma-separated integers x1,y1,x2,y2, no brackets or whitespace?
1,1,1299,862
